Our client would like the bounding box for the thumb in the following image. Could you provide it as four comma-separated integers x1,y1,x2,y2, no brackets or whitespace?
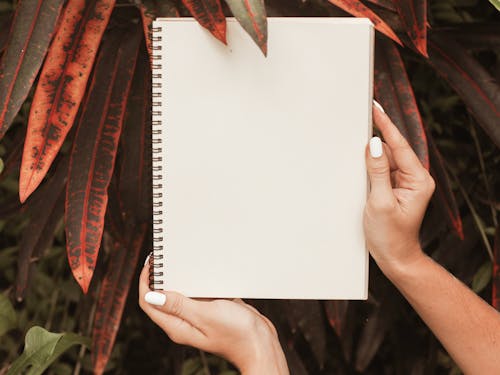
144,290,202,324
366,137,394,202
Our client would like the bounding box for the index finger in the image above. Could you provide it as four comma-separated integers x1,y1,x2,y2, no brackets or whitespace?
373,104,424,175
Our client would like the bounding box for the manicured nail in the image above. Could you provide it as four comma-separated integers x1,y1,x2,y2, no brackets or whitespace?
373,100,385,113
145,291,166,306
369,137,383,158
144,252,152,267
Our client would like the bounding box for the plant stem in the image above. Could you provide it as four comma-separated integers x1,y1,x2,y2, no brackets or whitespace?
447,165,494,261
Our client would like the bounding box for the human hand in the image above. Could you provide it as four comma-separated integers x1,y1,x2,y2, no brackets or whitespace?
138,259,289,375
364,102,435,276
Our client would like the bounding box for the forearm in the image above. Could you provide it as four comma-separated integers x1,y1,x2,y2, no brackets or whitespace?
381,251,500,374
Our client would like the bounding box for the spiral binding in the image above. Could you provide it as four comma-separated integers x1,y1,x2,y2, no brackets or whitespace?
150,24,165,290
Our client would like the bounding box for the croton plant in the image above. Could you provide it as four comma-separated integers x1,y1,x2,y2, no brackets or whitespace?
0,0,498,373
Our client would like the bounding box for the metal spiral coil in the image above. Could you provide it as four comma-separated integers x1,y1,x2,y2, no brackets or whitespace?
150,24,164,290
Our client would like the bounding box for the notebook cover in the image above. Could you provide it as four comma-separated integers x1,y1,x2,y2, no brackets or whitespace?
151,17,373,299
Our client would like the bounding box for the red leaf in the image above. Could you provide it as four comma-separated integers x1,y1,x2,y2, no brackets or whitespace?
0,0,64,140
493,227,499,310
182,0,227,44
327,0,402,45
65,25,142,293
374,36,429,169
394,0,427,56
15,157,67,300
427,134,464,240
118,44,152,229
138,0,178,61
19,0,116,203
225,0,267,55
428,33,500,149
365,0,396,12
324,300,348,337
92,226,147,375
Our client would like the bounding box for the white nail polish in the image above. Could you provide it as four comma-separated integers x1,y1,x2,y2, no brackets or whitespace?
144,253,151,267
373,100,385,113
145,291,166,306
369,137,383,158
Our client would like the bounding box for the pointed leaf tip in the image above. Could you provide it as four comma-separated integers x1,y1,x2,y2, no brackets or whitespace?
19,0,115,202
327,0,402,46
225,0,267,55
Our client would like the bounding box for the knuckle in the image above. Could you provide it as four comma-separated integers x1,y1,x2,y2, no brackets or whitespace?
370,162,390,176
169,294,184,316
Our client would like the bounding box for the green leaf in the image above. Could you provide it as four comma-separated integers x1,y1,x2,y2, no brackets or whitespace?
0,293,16,336
224,0,267,55
488,0,500,11
0,157,4,174
472,261,492,293
7,326,90,375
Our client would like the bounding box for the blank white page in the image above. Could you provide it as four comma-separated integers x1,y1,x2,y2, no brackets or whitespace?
152,17,373,299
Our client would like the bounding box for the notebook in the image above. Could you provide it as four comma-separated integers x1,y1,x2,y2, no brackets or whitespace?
150,17,373,299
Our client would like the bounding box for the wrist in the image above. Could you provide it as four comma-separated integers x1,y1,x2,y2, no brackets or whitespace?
375,243,427,282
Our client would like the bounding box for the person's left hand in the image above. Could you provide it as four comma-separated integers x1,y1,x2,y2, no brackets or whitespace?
138,258,289,375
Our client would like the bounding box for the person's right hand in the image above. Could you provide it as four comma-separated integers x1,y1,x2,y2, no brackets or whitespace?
138,260,289,375
364,102,435,276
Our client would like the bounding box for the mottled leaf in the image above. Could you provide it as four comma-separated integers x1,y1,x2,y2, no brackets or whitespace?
118,43,152,229
19,0,116,203
138,0,178,60
182,0,226,43
0,0,64,140
65,25,142,293
92,226,147,375
428,134,464,239
394,0,427,56
428,32,500,148
375,36,429,169
225,0,267,55
327,0,402,45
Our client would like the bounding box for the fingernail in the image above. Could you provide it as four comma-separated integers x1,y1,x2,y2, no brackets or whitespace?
144,252,152,267
369,137,383,158
373,100,385,113
145,291,166,306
